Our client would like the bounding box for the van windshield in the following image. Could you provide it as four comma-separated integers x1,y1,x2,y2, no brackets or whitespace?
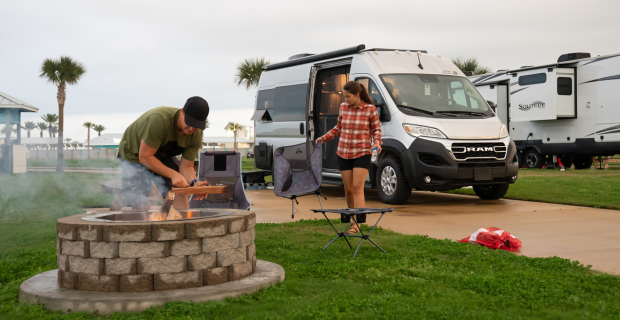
380,74,494,117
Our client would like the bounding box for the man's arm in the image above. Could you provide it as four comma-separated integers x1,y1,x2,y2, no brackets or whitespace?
138,140,189,188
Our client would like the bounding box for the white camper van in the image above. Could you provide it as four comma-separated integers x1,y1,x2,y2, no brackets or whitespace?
469,52,620,169
252,45,519,204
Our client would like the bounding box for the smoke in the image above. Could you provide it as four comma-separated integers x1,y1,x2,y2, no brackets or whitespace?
118,158,168,209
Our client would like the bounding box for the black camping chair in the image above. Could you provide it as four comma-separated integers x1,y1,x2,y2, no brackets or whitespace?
189,151,251,210
273,141,326,218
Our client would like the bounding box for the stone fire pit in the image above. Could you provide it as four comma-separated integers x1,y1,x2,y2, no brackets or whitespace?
55,209,257,292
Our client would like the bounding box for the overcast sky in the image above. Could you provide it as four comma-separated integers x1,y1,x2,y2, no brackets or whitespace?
2,0,620,142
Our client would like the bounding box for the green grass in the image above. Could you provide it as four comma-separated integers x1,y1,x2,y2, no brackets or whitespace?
28,159,120,168
447,168,620,210
1,172,619,319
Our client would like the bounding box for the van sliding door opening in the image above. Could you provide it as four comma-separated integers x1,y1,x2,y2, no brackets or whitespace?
313,65,350,171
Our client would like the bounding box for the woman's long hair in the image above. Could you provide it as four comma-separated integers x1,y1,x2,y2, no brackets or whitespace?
343,81,372,104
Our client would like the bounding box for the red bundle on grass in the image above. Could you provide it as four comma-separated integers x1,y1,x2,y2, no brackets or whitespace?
459,227,522,251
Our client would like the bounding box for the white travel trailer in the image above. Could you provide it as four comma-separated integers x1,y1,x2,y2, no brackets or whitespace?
252,45,519,204
469,52,620,169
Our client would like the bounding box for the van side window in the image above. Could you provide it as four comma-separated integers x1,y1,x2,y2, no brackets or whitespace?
518,73,546,86
315,67,349,115
257,89,274,110
356,78,384,106
272,84,307,122
557,77,572,95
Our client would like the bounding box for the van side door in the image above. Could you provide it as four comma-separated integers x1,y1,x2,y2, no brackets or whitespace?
313,65,351,172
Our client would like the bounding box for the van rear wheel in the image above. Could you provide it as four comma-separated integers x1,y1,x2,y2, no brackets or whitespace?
376,155,411,204
473,184,509,200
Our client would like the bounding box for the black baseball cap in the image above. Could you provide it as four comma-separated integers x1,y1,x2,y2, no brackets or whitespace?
183,96,209,130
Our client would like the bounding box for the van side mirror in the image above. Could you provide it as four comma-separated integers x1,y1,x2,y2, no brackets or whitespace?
486,100,496,113
376,104,391,122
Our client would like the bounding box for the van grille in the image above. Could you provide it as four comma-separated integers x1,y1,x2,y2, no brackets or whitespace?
451,143,506,160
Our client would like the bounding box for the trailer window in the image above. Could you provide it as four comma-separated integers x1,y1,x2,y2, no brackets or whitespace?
557,77,572,95
518,73,547,86
272,84,307,122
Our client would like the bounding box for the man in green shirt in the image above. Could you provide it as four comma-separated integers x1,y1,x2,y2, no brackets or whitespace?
118,96,209,209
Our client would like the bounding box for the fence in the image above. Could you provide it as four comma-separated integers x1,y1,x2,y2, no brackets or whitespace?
27,149,119,160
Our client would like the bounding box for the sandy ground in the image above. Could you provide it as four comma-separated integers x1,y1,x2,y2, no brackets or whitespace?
89,185,620,276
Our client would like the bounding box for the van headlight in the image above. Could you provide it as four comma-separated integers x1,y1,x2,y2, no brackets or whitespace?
403,124,447,139
499,124,509,138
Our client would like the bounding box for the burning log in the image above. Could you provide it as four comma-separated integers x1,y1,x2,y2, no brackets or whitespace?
158,186,227,220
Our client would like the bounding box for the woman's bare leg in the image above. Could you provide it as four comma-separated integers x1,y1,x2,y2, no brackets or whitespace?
352,168,368,208
340,170,354,208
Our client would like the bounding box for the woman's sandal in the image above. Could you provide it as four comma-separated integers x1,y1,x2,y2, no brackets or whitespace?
345,227,359,235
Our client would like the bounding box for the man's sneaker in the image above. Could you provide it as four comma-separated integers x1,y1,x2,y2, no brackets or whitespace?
560,165,566,171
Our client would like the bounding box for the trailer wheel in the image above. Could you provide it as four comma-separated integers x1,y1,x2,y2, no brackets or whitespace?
473,184,509,200
573,156,593,170
376,155,411,204
560,156,573,169
524,149,543,169
517,151,524,168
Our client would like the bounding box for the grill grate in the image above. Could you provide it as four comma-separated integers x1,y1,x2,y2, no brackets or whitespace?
451,143,506,160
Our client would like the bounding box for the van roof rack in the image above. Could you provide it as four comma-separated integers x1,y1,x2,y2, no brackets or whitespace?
263,45,366,71
363,48,427,53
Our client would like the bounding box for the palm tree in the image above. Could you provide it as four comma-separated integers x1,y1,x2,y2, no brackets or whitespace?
41,113,59,137
36,122,48,137
235,58,270,90
83,122,92,159
40,56,86,172
49,126,58,138
205,119,210,129
451,57,493,75
227,123,242,152
65,138,71,143
92,124,106,136
22,121,36,138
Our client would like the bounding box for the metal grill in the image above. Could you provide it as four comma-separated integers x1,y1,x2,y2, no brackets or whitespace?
451,143,506,160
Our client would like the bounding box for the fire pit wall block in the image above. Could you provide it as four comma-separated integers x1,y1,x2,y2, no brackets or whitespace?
55,211,257,292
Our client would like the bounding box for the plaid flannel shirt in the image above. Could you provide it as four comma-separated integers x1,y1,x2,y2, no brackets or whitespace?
320,101,382,159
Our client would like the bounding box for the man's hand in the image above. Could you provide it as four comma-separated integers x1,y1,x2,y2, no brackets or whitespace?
193,180,209,200
171,172,190,188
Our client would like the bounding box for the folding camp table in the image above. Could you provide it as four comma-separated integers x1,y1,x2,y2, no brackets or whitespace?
311,208,393,258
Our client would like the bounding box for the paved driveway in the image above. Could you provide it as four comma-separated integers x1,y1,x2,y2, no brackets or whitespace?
246,185,620,276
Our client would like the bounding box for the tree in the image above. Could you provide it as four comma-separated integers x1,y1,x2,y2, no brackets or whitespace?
22,121,36,138
36,122,48,137
65,138,71,143
205,119,210,129
451,57,493,75
227,123,242,152
83,122,92,159
92,124,106,136
40,56,86,172
234,58,270,90
49,126,58,138
41,113,58,137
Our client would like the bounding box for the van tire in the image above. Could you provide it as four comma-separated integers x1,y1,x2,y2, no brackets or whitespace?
524,149,543,169
376,155,411,204
473,184,509,200
573,156,593,170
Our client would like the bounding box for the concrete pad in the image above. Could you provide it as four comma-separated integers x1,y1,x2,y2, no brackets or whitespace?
19,259,284,315
245,185,620,276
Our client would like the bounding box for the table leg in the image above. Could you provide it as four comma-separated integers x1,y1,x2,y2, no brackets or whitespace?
352,216,364,257
367,238,387,254
321,212,352,251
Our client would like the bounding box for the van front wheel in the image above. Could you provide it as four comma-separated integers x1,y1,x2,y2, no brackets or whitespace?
376,156,411,204
473,184,509,200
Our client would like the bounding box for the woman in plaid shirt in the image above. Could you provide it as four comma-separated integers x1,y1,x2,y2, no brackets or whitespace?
316,81,382,234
